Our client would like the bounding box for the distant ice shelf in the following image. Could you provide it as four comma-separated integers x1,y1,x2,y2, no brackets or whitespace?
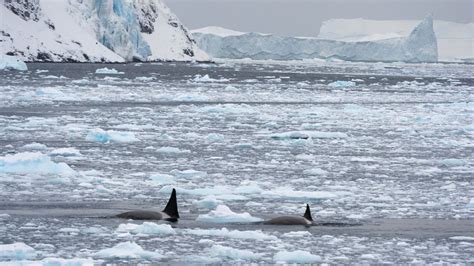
192,15,439,63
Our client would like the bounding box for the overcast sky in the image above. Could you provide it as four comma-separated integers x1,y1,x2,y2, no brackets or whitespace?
165,0,473,36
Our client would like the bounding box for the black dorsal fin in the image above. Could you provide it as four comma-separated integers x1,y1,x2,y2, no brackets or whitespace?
162,188,179,218
303,204,313,221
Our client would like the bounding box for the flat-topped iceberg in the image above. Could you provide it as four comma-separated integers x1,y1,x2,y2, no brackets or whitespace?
192,15,438,63
0,152,76,176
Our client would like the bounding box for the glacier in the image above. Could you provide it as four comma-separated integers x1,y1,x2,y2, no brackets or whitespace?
0,0,209,62
192,15,438,63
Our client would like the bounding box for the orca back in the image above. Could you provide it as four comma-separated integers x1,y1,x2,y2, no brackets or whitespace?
162,188,179,218
303,204,313,221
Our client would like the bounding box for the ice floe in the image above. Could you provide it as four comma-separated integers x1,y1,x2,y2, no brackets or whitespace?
0,242,37,261
0,152,76,176
193,196,223,209
94,241,163,259
328,80,356,88
271,131,348,140
208,245,262,261
49,147,82,157
185,228,277,241
193,74,229,82
196,205,263,223
149,174,176,185
95,68,124,75
156,147,190,154
86,128,139,143
116,222,176,235
273,250,321,263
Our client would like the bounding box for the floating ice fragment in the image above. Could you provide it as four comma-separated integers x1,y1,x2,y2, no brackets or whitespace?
271,131,348,140
193,196,223,209
282,231,312,238
86,128,139,143
328,81,356,88
196,205,263,223
94,241,163,259
170,169,207,178
186,228,277,241
156,147,191,154
95,67,124,75
0,152,76,176
21,143,48,151
49,147,81,157
0,242,37,260
116,222,176,235
303,168,328,175
0,55,28,71
450,236,474,241
273,250,321,263
193,74,229,82
149,174,176,185
208,245,262,261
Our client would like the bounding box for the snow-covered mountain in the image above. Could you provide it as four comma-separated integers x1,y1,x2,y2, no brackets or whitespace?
318,18,473,62
0,0,209,62
192,16,438,63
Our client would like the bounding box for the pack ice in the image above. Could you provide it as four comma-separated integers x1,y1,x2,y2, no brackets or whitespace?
0,0,209,62
192,15,438,63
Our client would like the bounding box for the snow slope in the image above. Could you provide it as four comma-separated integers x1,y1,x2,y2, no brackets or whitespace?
0,0,208,62
318,18,473,62
192,16,438,63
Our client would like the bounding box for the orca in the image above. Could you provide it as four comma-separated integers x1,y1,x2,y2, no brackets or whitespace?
116,188,180,222
264,204,313,225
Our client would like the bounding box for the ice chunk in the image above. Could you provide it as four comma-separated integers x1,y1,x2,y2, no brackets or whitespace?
21,143,48,151
196,205,263,223
0,55,28,71
86,128,139,143
282,231,312,238
156,147,191,154
273,250,321,263
450,236,474,241
49,147,81,157
193,196,223,209
263,187,344,200
34,258,94,265
193,74,229,82
185,228,277,241
271,131,348,140
0,152,76,176
95,68,124,75
208,245,262,261
0,242,37,260
150,174,176,185
303,168,328,176
328,81,356,88
116,222,176,235
94,241,164,259
467,198,474,209
170,169,207,178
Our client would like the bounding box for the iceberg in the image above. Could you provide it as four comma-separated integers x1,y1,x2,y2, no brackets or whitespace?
94,241,164,259
318,18,474,62
192,15,438,63
85,128,139,143
0,55,28,71
208,245,262,261
116,222,176,235
1,0,209,62
0,242,37,261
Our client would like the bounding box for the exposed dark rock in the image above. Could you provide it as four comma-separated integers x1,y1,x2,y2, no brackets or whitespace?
36,52,52,61
183,48,194,57
4,0,41,22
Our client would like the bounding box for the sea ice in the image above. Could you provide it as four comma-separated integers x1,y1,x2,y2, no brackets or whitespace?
208,245,262,261
86,128,139,143
116,222,176,235
196,205,263,223
273,250,322,263
328,81,357,88
0,152,76,176
149,174,176,185
270,131,348,140
94,241,164,259
95,68,124,75
193,196,223,209
185,228,278,241
193,74,229,82
49,148,81,157
0,55,28,71
156,147,190,154
0,242,37,260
